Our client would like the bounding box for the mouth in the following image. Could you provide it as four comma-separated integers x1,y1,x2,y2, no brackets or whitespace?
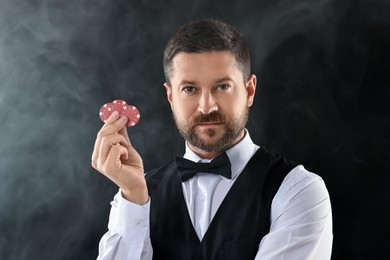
197,122,223,128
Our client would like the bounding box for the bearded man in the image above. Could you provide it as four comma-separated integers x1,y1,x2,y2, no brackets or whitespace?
92,18,333,260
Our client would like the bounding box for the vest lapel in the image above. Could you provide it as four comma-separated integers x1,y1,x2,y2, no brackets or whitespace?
148,161,201,259
201,148,267,240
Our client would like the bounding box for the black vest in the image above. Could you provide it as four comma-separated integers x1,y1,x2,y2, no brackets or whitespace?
146,147,297,260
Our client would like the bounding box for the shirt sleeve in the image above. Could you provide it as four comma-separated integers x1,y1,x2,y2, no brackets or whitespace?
255,166,333,260
97,190,153,260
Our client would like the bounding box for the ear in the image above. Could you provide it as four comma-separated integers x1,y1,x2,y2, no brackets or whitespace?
164,82,173,108
246,74,257,107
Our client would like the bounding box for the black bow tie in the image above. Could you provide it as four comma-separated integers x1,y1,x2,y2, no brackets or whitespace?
175,152,232,182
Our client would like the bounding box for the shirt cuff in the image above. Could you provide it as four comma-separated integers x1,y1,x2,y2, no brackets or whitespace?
108,190,151,242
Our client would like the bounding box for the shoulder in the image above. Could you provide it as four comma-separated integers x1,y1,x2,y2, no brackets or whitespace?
272,165,330,212
280,165,325,196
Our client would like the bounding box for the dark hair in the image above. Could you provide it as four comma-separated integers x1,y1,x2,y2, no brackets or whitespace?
163,18,251,82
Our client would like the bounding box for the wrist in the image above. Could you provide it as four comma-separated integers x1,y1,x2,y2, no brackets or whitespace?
121,188,149,205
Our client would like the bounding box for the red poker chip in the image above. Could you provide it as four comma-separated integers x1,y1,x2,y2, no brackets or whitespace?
99,102,115,123
99,99,140,127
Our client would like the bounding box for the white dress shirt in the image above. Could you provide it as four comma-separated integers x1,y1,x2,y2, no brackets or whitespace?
97,131,333,260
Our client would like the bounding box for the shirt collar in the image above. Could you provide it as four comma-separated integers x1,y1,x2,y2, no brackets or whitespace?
183,129,259,180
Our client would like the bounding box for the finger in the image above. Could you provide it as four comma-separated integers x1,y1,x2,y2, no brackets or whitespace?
100,114,128,137
104,110,120,125
117,127,140,165
99,134,129,162
118,126,131,145
103,144,129,175
92,134,104,168
92,111,121,166
93,113,128,165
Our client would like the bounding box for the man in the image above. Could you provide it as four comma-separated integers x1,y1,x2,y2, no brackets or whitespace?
92,19,333,260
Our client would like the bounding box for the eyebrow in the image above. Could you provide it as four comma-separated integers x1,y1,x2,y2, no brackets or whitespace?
178,77,234,86
178,80,197,86
214,77,234,84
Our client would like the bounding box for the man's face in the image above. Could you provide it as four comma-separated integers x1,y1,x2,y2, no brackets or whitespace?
164,51,256,158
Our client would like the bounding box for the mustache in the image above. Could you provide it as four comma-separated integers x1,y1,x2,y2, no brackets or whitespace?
193,111,225,124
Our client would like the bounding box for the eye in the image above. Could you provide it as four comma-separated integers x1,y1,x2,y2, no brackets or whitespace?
216,84,230,91
182,86,197,94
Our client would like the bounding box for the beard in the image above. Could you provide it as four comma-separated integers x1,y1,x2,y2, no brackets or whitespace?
173,107,249,153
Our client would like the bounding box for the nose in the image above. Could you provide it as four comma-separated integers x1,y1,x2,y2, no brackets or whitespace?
198,91,218,114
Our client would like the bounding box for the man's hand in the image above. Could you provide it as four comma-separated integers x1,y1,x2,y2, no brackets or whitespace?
91,111,148,205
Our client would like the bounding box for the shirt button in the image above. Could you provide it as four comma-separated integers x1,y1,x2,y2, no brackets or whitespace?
136,219,147,227
199,195,205,201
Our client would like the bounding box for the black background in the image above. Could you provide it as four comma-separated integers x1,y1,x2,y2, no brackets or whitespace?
0,0,389,259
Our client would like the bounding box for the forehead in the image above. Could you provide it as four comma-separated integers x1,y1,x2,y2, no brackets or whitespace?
170,51,243,83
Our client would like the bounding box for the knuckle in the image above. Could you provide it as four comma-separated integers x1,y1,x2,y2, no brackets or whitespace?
100,136,108,145
96,132,104,142
112,144,122,154
101,135,115,146
101,164,110,174
96,128,104,138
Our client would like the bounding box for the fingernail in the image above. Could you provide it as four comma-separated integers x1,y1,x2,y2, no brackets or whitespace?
112,111,119,117
120,115,128,122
